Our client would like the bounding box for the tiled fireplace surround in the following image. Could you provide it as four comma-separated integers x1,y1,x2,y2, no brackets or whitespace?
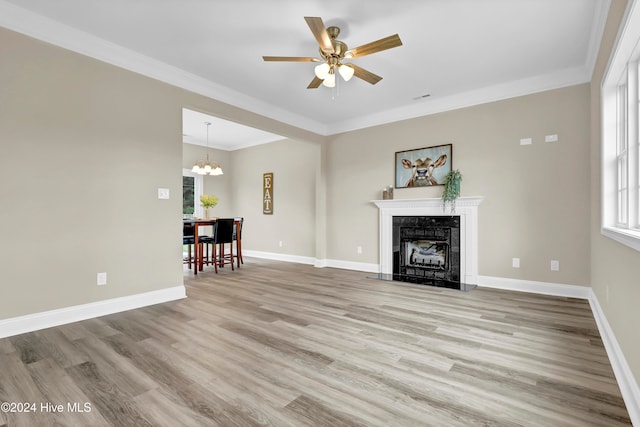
373,197,483,286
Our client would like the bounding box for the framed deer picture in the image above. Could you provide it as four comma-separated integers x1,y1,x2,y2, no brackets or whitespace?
395,144,452,188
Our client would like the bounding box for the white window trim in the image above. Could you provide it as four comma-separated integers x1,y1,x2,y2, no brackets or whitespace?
601,0,640,252
183,168,204,218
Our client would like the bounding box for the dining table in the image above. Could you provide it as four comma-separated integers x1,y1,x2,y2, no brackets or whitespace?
183,218,216,275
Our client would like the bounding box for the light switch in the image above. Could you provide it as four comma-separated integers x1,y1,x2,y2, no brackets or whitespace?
520,138,532,146
97,272,107,286
158,188,170,199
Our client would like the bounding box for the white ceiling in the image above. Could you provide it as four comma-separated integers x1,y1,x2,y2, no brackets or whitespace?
0,0,610,148
182,108,284,151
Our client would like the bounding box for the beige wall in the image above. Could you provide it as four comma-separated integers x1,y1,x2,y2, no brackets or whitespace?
228,139,319,258
0,28,185,318
325,84,591,286
590,0,640,384
0,27,321,320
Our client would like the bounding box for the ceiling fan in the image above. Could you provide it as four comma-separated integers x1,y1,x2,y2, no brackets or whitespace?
262,17,403,89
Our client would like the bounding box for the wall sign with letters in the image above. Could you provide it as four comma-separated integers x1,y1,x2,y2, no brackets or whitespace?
263,172,273,214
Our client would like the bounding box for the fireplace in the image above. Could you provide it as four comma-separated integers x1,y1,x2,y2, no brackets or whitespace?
393,215,460,288
372,197,483,290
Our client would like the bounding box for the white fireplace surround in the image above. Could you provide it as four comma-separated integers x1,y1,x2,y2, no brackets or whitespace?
372,197,484,285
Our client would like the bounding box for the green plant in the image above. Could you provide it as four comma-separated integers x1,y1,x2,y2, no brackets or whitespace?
200,194,219,208
442,169,462,212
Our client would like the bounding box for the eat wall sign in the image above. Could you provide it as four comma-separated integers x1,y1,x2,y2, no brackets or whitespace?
263,172,273,215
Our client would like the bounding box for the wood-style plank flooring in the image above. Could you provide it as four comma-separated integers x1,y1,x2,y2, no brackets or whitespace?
0,258,631,426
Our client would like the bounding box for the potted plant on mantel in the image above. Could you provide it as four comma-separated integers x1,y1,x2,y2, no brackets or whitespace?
442,169,462,213
200,194,219,219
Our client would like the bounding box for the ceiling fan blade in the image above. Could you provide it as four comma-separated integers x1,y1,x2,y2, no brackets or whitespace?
349,64,383,85
346,34,403,58
307,76,323,89
304,16,334,54
262,56,321,62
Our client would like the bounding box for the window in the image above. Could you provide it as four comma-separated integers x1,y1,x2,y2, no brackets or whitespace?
617,81,629,226
602,1,640,251
182,169,203,218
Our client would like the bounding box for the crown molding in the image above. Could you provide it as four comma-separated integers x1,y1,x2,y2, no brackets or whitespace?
0,0,608,137
0,1,328,136
327,65,591,134
586,0,613,80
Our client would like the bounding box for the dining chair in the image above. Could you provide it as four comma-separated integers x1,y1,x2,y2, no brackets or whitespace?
209,218,235,273
183,222,199,269
233,217,244,268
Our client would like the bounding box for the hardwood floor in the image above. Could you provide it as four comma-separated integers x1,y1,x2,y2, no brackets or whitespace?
0,258,631,426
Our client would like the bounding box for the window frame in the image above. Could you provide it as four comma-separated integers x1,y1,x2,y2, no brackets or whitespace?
601,0,640,252
182,168,204,218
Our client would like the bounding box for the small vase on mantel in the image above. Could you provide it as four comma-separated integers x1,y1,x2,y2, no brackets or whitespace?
382,185,394,200
205,207,210,219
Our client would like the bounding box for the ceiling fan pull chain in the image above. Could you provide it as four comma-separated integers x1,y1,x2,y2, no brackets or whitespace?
332,75,338,100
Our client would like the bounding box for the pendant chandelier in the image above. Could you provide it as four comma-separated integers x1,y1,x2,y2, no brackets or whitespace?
191,121,223,176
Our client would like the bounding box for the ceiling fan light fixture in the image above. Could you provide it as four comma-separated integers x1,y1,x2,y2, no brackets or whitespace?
338,64,354,81
322,72,336,88
314,63,330,79
263,17,402,89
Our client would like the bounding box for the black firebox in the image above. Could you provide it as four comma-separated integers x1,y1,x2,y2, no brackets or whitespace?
392,216,461,289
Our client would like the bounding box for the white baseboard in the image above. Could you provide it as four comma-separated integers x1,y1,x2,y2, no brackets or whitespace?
0,285,186,339
243,250,316,265
245,251,379,273
588,289,640,426
476,275,591,299
322,259,380,273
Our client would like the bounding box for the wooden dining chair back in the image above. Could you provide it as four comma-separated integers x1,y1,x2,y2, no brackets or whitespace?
183,222,198,269
212,218,235,273
233,217,244,267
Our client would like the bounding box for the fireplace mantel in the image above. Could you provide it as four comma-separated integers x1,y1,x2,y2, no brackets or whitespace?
372,197,483,285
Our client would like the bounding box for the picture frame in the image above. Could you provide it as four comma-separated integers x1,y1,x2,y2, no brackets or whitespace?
263,172,273,214
395,144,452,188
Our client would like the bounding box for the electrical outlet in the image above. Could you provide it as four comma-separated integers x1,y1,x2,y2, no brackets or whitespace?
357,246,363,254
278,240,283,248
550,260,560,271
512,258,520,268
545,134,558,142
520,138,532,145
97,272,107,286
